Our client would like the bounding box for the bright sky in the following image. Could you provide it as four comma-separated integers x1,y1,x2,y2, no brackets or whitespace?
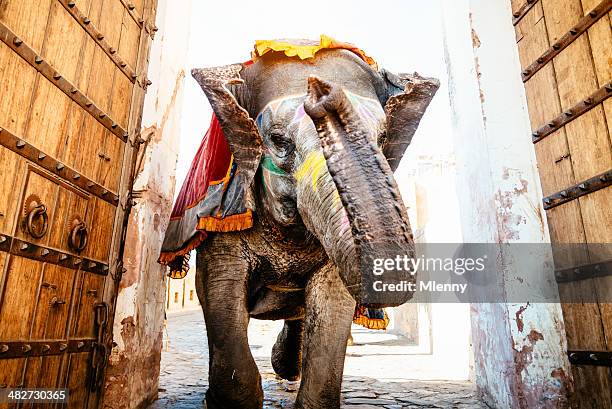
176,0,459,242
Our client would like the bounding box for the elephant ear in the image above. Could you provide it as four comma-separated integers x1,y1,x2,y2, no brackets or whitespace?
191,65,263,192
379,69,440,171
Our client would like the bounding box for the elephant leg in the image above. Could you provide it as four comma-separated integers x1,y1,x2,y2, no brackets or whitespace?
195,245,263,409
295,264,356,409
272,319,304,381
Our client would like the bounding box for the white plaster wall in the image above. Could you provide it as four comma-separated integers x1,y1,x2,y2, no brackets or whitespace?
105,0,193,407
441,0,572,406
112,0,192,354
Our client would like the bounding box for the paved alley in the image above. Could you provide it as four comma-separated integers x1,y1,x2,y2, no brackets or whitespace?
148,309,486,409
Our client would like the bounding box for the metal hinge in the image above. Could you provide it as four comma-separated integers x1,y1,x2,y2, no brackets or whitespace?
89,301,110,391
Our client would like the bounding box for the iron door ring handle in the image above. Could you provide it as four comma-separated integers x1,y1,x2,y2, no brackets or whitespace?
26,204,48,239
69,222,88,252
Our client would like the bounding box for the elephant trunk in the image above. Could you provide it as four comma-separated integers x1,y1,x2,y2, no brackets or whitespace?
299,76,415,306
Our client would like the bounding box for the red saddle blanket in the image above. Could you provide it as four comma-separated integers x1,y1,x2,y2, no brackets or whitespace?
158,114,253,278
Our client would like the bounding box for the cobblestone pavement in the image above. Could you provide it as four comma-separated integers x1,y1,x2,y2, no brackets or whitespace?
148,309,486,409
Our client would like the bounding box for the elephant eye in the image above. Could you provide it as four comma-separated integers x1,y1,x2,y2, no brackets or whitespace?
269,131,287,147
268,130,293,157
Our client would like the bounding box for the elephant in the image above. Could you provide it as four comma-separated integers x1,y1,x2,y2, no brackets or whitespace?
189,41,439,409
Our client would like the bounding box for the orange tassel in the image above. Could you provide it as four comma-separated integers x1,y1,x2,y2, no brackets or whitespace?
352,306,390,330
197,210,253,232
158,232,207,265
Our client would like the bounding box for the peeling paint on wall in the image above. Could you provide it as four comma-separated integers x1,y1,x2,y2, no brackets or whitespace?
442,0,572,408
102,1,193,408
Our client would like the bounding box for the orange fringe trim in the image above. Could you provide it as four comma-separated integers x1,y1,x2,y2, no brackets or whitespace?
352,310,390,330
158,210,253,267
197,210,253,232
158,231,207,266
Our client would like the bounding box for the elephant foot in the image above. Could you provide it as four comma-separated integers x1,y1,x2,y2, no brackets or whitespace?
295,264,356,409
204,377,263,409
272,319,304,381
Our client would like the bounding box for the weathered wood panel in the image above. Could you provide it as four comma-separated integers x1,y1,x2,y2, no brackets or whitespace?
44,1,88,86
0,0,157,405
514,0,612,406
71,271,104,339
0,41,37,137
0,358,25,389
0,0,52,52
26,77,74,159
118,11,140,68
0,257,43,339
0,151,25,236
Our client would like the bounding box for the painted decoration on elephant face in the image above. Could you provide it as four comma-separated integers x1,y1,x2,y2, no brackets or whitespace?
255,91,387,196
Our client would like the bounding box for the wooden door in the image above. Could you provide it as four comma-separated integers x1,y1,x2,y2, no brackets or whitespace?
512,0,611,407
0,0,157,407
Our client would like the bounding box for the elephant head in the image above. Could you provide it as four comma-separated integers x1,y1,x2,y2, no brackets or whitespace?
192,46,439,306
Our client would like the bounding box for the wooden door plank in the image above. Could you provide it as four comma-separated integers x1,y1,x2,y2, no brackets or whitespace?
25,76,74,159
118,10,140,69
0,150,26,236
0,0,53,52
99,130,125,193
40,265,77,339
98,0,125,58
60,106,106,185
0,256,43,339
131,0,145,17
64,353,92,409
605,99,612,145
70,272,104,338
85,198,116,262
585,13,612,86
0,252,5,278
584,11,612,141
109,68,133,129
42,1,88,86
553,36,599,110
75,36,98,92
21,355,63,406
524,66,563,129
516,2,547,69
85,47,115,114
579,187,612,351
0,41,37,137
534,129,575,196
579,187,612,245
542,0,584,42
564,106,612,181
48,187,75,252
0,358,26,389
569,365,612,409
547,202,588,268
87,0,105,28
